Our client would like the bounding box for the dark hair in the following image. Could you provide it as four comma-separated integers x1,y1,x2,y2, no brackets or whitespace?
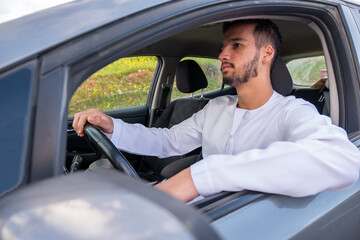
223,19,282,65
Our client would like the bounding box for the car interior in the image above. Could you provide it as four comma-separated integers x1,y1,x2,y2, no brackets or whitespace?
67,17,335,190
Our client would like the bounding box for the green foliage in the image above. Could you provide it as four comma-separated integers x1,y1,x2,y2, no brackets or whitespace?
69,57,157,115
69,56,223,116
93,56,157,79
287,56,326,86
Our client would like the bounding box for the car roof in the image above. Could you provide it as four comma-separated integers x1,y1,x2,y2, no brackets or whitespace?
134,19,323,61
1,0,358,72
0,0,169,71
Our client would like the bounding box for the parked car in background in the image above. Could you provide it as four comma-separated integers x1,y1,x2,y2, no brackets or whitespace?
1,0,360,239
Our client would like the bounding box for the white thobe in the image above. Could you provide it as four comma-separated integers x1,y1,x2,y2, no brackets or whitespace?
111,91,360,197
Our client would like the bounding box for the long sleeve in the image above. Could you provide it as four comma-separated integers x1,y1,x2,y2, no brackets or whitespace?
109,95,238,157
110,108,205,158
191,103,360,197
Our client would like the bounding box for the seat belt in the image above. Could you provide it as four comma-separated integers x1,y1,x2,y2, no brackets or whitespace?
157,73,172,116
317,82,330,115
322,90,330,115
196,150,203,162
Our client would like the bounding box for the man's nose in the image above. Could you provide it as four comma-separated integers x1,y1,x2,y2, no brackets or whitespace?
218,47,230,61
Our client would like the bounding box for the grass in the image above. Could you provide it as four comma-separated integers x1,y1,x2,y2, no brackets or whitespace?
69,57,157,115
287,56,326,86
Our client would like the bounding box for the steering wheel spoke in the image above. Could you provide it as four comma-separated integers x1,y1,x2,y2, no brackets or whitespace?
84,124,140,179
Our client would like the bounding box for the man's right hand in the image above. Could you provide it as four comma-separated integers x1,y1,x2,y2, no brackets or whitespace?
72,108,114,137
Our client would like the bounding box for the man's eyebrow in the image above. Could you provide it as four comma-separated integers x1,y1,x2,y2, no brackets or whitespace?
221,37,248,47
225,38,248,43
229,37,248,43
220,37,248,50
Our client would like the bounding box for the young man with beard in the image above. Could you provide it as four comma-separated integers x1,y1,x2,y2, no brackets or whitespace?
73,19,360,202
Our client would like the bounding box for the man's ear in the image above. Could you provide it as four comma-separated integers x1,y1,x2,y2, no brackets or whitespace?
262,45,275,64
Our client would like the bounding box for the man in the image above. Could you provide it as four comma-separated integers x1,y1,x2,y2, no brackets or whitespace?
73,19,360,202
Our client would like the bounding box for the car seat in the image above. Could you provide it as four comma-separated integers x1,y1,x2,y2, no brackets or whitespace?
153,60,210,128
292,73,330,115
143,60,210,179
270,55,293,96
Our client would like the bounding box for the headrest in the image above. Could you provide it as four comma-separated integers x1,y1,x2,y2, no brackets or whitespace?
175,60,208,93
270,56,293,96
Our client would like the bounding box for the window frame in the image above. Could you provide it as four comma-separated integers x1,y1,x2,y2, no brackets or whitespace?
68,56,161,116
286,55,327,88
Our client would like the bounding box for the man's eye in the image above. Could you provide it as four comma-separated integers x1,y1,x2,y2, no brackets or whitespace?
233,43,241,48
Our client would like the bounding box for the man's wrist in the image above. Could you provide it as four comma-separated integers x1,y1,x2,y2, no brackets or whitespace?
155,168,199,202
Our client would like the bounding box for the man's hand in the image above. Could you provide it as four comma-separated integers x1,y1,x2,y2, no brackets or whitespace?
72,108,114,137
155,167,199,202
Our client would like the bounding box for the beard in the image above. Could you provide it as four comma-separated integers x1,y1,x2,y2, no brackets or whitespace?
222,50,259,87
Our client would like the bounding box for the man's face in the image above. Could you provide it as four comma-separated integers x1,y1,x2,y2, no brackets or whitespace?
219,24,260,87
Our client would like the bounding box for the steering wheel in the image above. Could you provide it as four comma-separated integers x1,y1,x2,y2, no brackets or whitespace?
84,124,140,179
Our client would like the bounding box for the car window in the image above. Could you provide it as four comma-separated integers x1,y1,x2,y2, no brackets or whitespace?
287,56,327,87
171,57,222,99
0,65,35,196
69,56,158,116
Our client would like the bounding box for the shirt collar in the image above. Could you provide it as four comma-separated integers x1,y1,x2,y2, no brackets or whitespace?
235,91,283,113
